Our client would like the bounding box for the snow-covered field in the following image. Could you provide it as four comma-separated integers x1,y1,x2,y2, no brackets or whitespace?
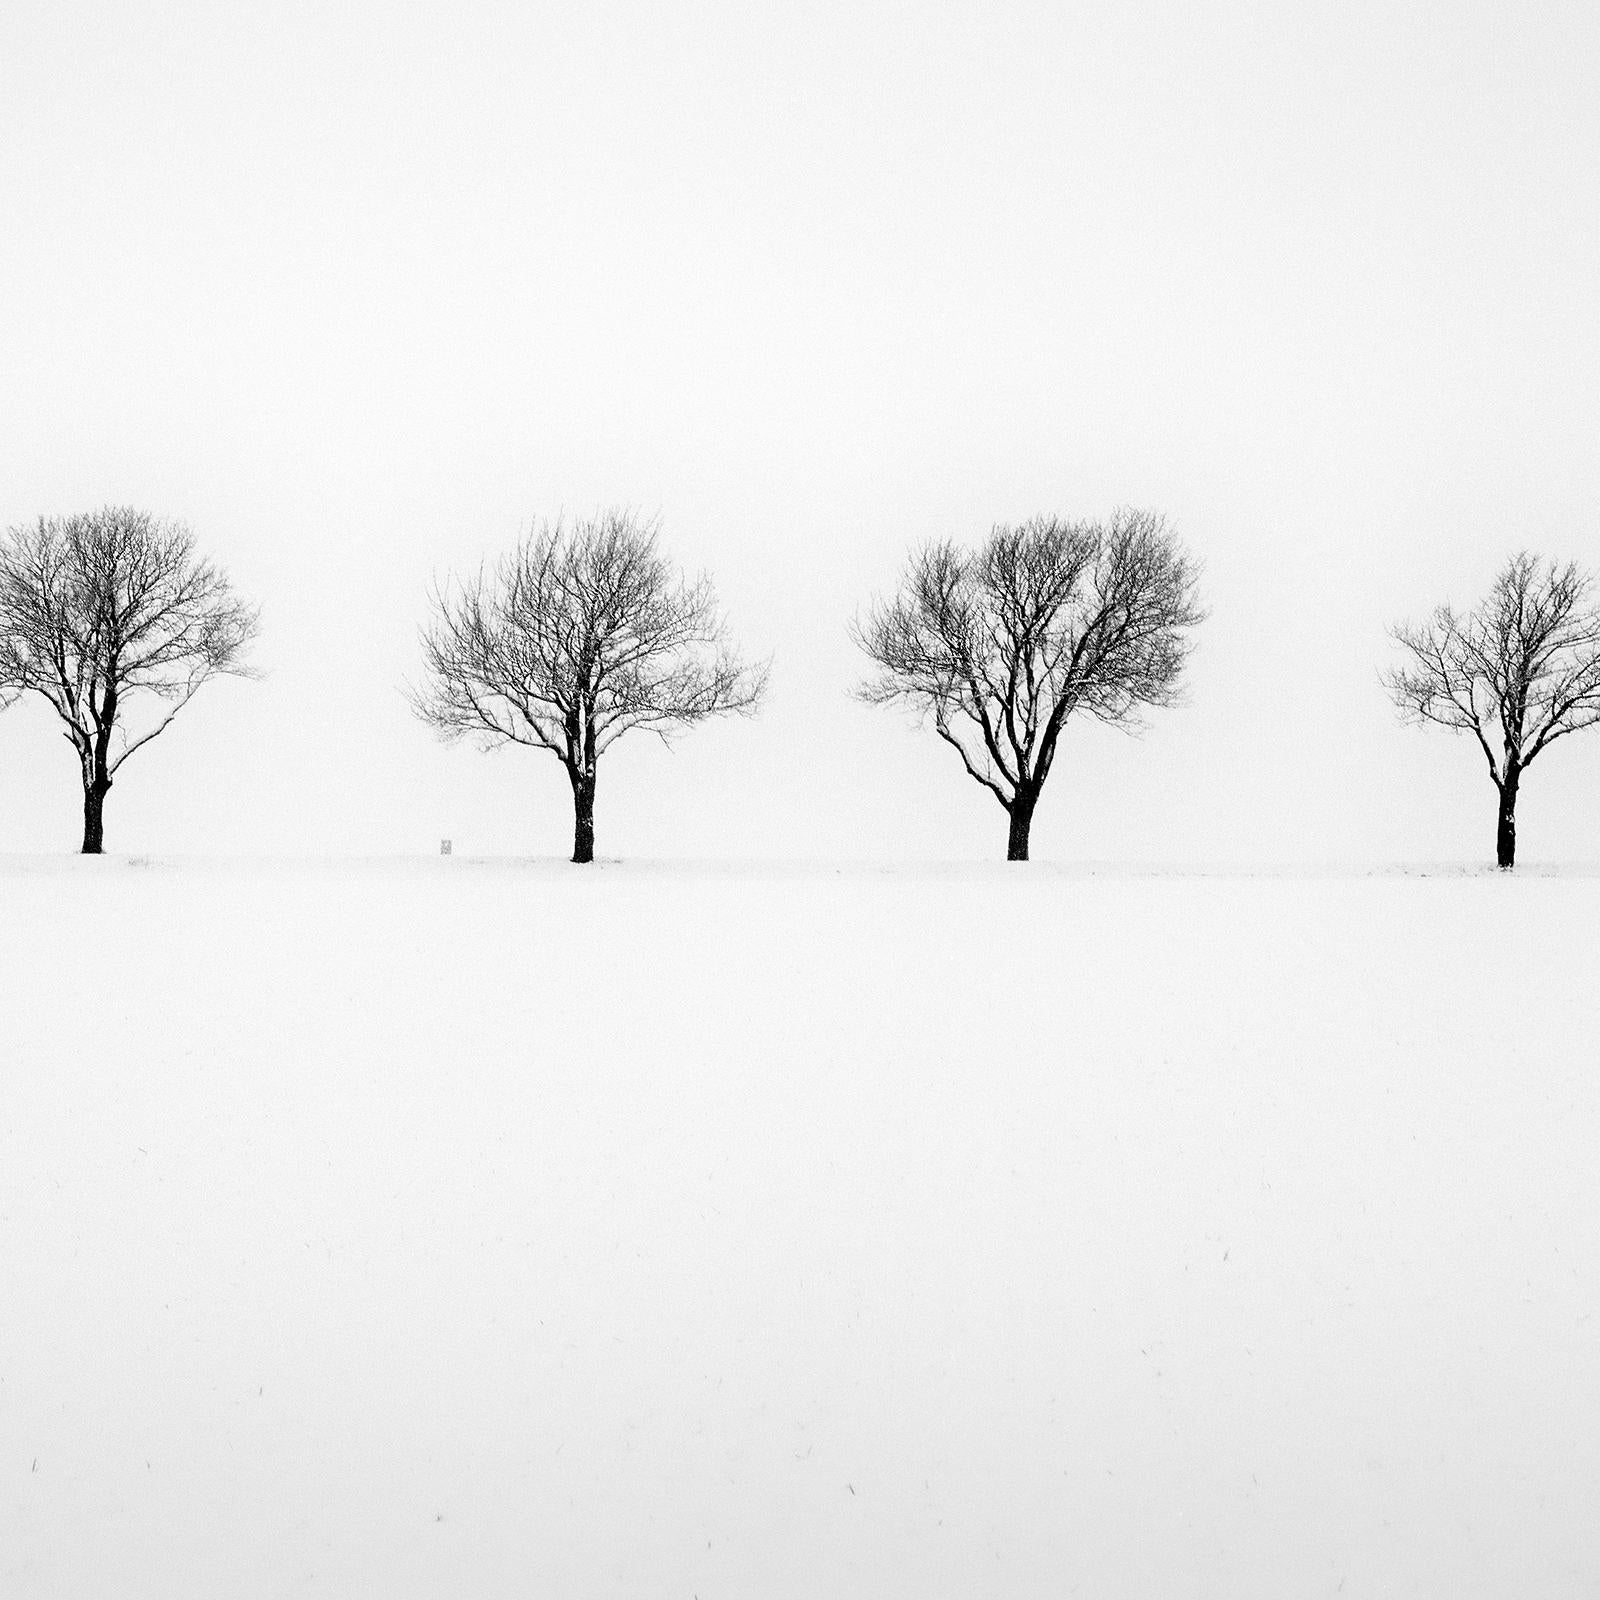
4,858,1598,1598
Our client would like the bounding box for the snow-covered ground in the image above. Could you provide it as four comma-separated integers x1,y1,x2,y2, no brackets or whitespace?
4,858,1598,1598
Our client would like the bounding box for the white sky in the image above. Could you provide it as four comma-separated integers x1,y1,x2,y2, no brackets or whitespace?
2,0,1597,863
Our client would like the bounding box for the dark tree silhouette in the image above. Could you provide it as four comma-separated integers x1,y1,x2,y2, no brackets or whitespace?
411,510,768,863
853,508,1204,860
0,507,259,853
1386,552,1600,869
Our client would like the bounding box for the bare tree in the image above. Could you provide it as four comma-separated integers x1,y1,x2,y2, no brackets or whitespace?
853,508,1204,860
1386,552,1600,869
411,510,768,863
0,507,259,853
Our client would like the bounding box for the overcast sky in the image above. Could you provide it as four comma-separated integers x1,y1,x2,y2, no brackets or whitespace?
2,0,1597,863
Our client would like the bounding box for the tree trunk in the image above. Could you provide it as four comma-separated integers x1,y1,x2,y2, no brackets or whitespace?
1496,768,1520,870
81,775,111,855
1006,789,1038,862
571,772,596,864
